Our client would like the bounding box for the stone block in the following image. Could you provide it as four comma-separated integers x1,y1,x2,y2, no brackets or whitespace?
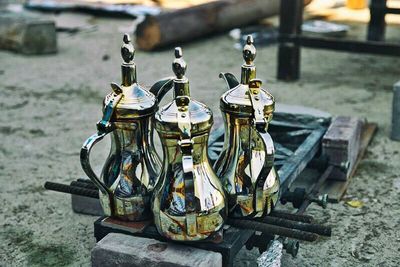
91,233,222,267
0,10,57,54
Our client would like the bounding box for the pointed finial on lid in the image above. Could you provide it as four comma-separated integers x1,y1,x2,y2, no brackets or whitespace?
121,33,135,64
172,47,187,79
243,35,256,65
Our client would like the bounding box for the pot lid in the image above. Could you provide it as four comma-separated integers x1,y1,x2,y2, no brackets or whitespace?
220,35,274,118
103,34,157,121
155,48,213,136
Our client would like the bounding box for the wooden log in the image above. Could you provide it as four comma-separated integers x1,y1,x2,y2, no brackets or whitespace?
0,11,57,54
136,0,312,51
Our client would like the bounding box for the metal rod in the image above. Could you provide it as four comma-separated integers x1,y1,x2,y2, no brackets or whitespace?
227,218,318,242
270,210,314,223
71,181,98,190
261,216,331,237
277,0,303,81
368,0,387,41
77,178,96,185
44,182,99,199
279,35,400,57
297,166,333,213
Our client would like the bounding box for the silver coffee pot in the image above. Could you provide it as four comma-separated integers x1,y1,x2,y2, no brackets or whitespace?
152,48,227,241
80,34,169,221
214,36,280,218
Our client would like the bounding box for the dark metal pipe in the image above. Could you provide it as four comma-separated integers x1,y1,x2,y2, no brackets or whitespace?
227,218,318,242
44,182,99,199
261,216,331,237
77,178,96,185
270,210,314,223
71,181,98,190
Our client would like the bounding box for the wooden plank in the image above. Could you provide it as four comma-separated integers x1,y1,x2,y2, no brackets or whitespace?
322,116,363,180
319,123,377,203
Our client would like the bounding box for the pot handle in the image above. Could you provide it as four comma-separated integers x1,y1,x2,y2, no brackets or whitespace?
150,77,174,103
80,83,123,196
247,79,279,214
80,132,111,195
219,72,240,90
251,129,278,214
175,95,198,236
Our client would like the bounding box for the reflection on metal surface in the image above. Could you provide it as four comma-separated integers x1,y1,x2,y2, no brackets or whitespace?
214,35,280,218
80,34,171,221
152,48,227,241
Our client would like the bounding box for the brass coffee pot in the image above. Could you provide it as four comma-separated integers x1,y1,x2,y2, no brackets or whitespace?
152,48,227,241
214,36,280,218
80,34,170,221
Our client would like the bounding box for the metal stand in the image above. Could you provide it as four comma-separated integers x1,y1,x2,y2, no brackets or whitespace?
277,0,400,81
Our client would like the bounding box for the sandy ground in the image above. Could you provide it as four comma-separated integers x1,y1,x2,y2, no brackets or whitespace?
0,11,400,267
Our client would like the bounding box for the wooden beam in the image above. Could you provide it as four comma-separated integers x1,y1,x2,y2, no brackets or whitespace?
135,0,285,51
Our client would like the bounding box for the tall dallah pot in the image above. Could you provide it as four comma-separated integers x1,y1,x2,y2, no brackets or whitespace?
152,48,227,241
80,34,170,221
214,36,280,218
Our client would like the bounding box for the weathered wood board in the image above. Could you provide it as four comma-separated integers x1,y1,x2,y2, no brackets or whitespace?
319,122,377,203
322,116,364,181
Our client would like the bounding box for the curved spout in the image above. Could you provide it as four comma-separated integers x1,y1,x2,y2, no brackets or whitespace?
219,72,240,90
150,77,174,103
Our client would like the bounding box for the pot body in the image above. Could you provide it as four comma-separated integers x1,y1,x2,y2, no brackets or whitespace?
81,117,161,221
152,103,227,241
214,113,280,218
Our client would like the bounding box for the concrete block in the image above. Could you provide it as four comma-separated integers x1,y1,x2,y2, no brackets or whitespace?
391,81,400,141
91,233,222,267
322,116,363,181
0,10,57,54
71,194,103,216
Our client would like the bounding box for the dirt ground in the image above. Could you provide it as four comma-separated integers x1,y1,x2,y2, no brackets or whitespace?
0,10,400,267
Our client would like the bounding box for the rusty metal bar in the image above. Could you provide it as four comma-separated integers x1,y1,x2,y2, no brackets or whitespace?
44,182,99,199
227,218,318,242
261,216,331,237
269,210,314,223
71,181,98,190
